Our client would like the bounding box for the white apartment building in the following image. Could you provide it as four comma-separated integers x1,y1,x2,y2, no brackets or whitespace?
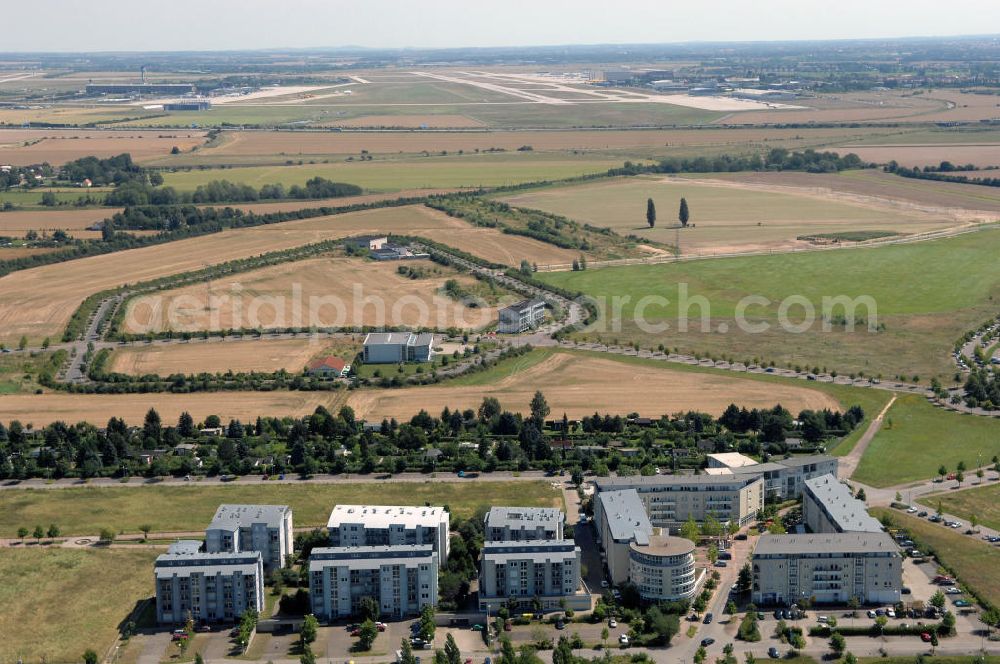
752,532,902,606
594,474,764,530
309,545,438,620
326,505,450,568
498,299,546,334
803,474,884,534
485,506,564,542
205,504,294,572
726,455,840,500
478,540,590,612
154,541,264,625
593,489,653,585
628,533,697,602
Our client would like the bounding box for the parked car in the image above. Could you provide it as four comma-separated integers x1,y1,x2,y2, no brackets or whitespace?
701,638,716,647
946,587,961,594
555,619,565,630
608,618,617,628
618,634,629,646
886,609,897,619
921,633,932,642
954,599,972,608
867,610,877,619
703,613,714,624
376,622,388,632
768,648,780,658
714,561,728,568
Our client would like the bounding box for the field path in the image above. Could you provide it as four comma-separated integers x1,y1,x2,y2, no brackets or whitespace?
839,393,897,480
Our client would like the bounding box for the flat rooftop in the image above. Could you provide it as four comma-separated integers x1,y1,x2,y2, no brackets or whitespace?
595,473,760,490
804,474,883,533
481,540,580,562
754,531,898,557
207,504,290,532
327,504,447,530
707,452,759,468
486,506,563,530
596,489,652,542
154,550,261,576
630,533,695,558
309,544,436,570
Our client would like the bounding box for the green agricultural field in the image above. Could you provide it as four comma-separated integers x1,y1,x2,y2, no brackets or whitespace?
873,507,1000,609
919,483,1000,532
0,547,157,663
0,187,113,208
0,481,563,537
498,175,952,253
852,395,1000,487
161,153,626,192
540,227,1000,382
0,350,64,394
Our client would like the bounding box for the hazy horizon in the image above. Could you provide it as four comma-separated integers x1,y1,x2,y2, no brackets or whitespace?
5,0,1000,53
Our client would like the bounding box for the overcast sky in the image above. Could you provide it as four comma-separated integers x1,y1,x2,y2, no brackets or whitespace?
6,0,999,52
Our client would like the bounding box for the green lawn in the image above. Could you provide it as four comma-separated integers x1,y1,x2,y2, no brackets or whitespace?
0,350,64,394
0,480,563,537
873,507,1000,609
0,187,114,208
161,153,626,193
919,483,1000,532
0,547,157,663
852,394,1000,487
540,227,1000,382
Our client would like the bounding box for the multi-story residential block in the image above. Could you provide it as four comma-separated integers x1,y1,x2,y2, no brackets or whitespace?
752,532,902,606
725,455,840,500
593,489,653,585
309,545,438,620
485,506,564,542
628,533,697,602
498,299,546,334
154,541,264,625
594,474,764,530
803,474,883,534
478,540,590,611
326,505,450,568
204,504,294,572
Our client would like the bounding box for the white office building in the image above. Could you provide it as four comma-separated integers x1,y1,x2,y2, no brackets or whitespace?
205,504,294,572
309,545,438,620
326,505,450,568
485,506,564,542
154,541,264,625
362,332,435,364
478,540,590,612
498,299,546,334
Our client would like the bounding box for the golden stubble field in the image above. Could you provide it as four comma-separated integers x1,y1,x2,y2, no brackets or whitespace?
0,204,576,345
0,207,120,235
107,337,362,375
121,256,503,333
346,351,840,421
0,128,206,165
831,143,1000,168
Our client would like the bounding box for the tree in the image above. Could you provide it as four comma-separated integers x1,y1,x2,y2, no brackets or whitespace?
601,626,609,647
99,527,116,544
679,516,700,543
844,653,857,664
707,544,719,564
41,337,50,349
646,606,680,645
736,563,752,594
931,590,946,609
195,655,204,664
300,646,316,664
444,633,462,664
358,595,380,622
678,198,690,227
830,632,846,655
18,336,27,351
646,198,656,228
400,639,417,664
140,524,152,541
41,191,57,207
178,412,195,438
357,619,378,651
143,407,162,444
16,526,28,542
855,487,866,502
971,514,979,531
47,523,60,540
300,614,318,645
83,650,99,664
955,470,965,487
530,391,550,426
939,465,948,481
32,525,43,542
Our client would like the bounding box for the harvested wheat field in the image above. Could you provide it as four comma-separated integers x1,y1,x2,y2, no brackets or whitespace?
107,337,361,375
347,351,840,420
0,204,572,345
0,390,348,427
0,128,206,165
832,143,1000,169
325,114,487,128
121,256,504,333
216,188,456,214
0,207,120,234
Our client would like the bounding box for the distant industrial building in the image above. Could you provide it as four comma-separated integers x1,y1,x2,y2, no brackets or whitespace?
362,332,435,364
478,540,590,612
594,473,764,530
485,506,564,542
498,299,546,333
803,474,884,534
593,489,653,585
309,545,438,620
85,83,195,96
628,533,697,602
163,101,212,111
204,504,294,572
326,504,450,567
154,540,264,625
752,532,902,606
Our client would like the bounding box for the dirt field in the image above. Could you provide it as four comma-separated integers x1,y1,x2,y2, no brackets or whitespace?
0,204,575,345
346,351,840,420
0,207,120,234
107,337,361,375
0,128,206,165
500,175,961,255
832,143,1000,168
0,390,348,427
121,256,504,333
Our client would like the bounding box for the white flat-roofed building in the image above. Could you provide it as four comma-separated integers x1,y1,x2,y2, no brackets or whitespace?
713,454,839,500
327,505,449,568
593,489,653,585
154,544,264,625
594,474,764,530
752,532,901,606
629,533,697,602
485,506,564,542
706,452,759,469
478,540,590,612
498,299,546,334
362,332,435,364
309,545,438,620
205,504,293,572
803,474,884,534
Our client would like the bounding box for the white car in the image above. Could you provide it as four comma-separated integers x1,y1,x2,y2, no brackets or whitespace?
907,507,918,513
618,634,629,646
946,587,961,594
867,610,877,619
608,618,617,628
886,609,896,619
